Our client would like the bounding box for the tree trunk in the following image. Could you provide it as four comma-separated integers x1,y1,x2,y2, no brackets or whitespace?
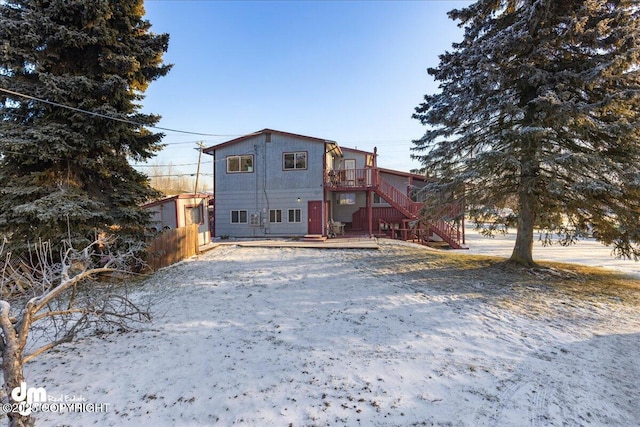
0,303,34,427
510,151,539,267
511,199,537,267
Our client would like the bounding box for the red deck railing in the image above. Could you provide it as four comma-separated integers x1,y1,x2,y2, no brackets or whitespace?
352,207,407,231
375,176,422,219
326,168,465,248
325,168,374,189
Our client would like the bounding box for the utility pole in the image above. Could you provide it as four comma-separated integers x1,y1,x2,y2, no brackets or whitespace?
194,141,204,194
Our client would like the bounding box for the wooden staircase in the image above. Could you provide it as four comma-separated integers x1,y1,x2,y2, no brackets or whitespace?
375,177,422,219
373,174,465,249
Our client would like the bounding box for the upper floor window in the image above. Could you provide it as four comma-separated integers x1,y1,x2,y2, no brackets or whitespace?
227,155,253,173
283,152,307,170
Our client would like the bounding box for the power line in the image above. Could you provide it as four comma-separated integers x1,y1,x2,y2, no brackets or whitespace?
132,161,212,168
146,173,213,178
0,148,213,170
1,89,416,149
0,87,235,137
161,140,218,146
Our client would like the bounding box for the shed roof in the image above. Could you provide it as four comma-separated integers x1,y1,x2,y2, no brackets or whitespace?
142,193,213,209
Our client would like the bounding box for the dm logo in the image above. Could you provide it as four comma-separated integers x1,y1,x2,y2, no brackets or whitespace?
11,382,47,415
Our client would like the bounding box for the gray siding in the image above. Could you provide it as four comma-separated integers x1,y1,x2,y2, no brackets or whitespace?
379,172,410,196
336,148,369,170
332,192,367,223
161,202,177,229
212,133,326,237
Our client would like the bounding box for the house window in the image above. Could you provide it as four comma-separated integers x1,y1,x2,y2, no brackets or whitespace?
185,204,203,225
337,193,356,205
373,194,382,204
288,208,302,223
231,210,248,224
227,155,253,173
283,152,307,170
269,209,282,223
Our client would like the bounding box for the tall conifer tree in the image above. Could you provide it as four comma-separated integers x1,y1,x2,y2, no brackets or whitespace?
0,0,170,254
412,0,640,266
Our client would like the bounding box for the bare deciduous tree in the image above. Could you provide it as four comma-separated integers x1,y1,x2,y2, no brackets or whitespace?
0,238,151,427
146,162,202,195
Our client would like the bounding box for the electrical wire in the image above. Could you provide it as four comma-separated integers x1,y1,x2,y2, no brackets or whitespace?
132,161,212,168
146,173,213,178
1,87,416,150
0,87,236,137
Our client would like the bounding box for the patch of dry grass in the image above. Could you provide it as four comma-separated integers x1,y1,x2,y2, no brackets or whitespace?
375,241,640,305
365,241,640,332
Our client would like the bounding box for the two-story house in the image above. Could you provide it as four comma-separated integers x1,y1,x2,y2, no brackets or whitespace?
204,129,464,247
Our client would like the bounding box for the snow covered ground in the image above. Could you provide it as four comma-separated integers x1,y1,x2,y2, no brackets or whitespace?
13,233,640,426
464,225,640,278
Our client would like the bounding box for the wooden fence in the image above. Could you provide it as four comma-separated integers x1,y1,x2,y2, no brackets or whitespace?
146,224,199,271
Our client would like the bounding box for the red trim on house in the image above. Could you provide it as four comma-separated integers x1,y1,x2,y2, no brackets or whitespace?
203,128,337,154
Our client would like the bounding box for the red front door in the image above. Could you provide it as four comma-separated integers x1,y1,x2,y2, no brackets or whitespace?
308,201,323,234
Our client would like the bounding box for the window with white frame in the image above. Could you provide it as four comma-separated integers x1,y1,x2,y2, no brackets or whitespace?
231,210,248,224
283,152,307,170
288,208,302,223
337,193,356,205
269,209,282,223
227,155,253,173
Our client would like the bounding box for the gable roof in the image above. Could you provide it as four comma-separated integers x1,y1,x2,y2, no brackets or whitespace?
203,129,339,154
340,146,375,156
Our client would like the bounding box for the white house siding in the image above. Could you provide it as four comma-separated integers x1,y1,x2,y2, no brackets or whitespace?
212,132,327,238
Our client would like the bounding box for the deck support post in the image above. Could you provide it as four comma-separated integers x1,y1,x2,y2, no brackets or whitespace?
367,190,373,237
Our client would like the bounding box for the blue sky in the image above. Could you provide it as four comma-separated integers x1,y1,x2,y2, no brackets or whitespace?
139,0,471,184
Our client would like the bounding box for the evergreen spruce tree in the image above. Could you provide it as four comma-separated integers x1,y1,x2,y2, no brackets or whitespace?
412,0,640,267
0,0,170,255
